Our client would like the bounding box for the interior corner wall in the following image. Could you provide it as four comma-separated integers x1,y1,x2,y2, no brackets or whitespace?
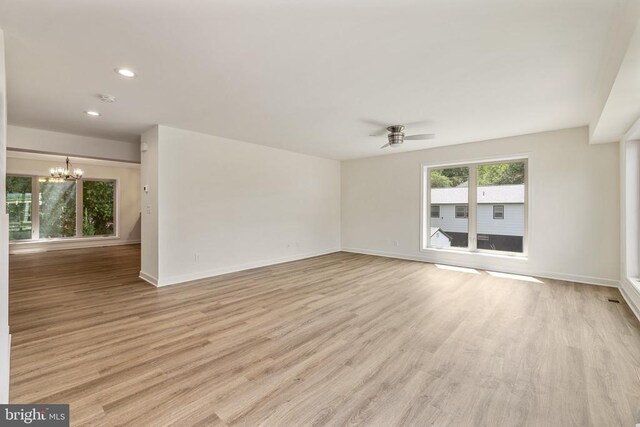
147,125,341,287
140,126,159,284
341,126,620,286
0,28,10,404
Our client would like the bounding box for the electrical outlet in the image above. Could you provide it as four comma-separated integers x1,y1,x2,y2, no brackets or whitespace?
393,240,399,247
194,253,200,263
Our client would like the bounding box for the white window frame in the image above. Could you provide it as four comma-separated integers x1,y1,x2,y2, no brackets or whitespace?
6,174,118,242
455,205,468,219
420,156,528,257
430,204,440,219
493,205,504,220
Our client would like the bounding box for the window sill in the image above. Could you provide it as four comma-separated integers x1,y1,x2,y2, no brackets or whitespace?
10,236,119,245
420,247,528,261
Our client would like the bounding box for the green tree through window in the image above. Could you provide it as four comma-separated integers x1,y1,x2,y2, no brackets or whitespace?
478,162,525,186
6,176,33,240
39,179,76,238
83,180,115,236
7,176,118,241
430,162,524,188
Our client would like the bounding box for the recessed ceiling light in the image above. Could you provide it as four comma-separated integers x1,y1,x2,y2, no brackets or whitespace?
115,68,136,78
85,110,101,117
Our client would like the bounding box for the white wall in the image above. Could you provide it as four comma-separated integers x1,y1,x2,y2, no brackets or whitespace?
342,127,620,286
619,135,640,318
7,125,140,163
142,125,341,286
0,28,10,404
5,155,140,253
140,127,159,283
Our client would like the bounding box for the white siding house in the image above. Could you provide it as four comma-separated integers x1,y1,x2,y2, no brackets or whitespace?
430,227,451,248
430,184,524,251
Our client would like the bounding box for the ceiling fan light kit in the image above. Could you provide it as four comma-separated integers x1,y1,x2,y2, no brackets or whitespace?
387,125,405,146
374,123,435,149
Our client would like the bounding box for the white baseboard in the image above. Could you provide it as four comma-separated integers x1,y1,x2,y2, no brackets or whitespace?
620,278,640,321
156,248,341,287
139,271,159,286
341,247,620,288
10,239,140,254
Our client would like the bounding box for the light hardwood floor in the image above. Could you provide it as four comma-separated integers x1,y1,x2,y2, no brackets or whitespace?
9,245,640,426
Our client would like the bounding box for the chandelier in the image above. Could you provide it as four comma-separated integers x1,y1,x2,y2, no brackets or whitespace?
49,157,83,180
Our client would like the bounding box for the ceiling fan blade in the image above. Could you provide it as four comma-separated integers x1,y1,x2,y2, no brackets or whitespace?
404,134,435,141
370,128,389,137
402,120,430,129
360,118,389,128
361,118,391,137
380,143,390,149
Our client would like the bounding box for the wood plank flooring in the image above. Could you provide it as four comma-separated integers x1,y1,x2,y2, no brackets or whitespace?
8,245,640,426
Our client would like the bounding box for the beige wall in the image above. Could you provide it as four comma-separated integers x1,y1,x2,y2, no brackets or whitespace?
7,154,140,253
342,127,620,286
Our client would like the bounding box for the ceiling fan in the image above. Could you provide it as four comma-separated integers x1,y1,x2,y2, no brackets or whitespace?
373,125,435,149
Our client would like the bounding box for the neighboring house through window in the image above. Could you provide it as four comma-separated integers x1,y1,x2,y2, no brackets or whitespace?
425,159,526,254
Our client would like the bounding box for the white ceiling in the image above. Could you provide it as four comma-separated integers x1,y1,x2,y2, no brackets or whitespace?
0,0,628,160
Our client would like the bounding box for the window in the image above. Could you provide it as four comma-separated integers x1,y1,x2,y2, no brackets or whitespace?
6,175,116,241
455,205,468,218
430,205,440,218
6,176,33,240
39,178,76,238
424,159,526,254
429,167,469,248
83,180,115,236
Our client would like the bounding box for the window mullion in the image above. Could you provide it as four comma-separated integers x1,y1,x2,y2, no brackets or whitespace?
468,164,478,252
32,176,39,240
425,169,432,248
76,179,83,237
